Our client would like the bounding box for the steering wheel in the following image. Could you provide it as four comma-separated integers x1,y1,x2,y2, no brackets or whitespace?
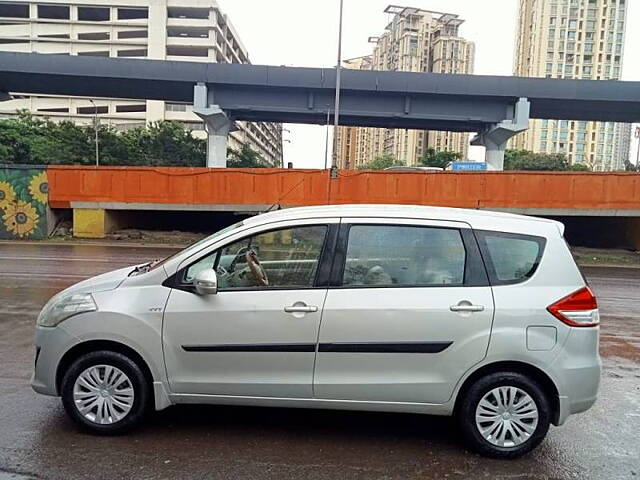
229,246,251,272
245,250,269,286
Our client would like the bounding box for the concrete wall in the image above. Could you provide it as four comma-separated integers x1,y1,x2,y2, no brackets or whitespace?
0,165,49,240
39,166,640,244
48,166,640,211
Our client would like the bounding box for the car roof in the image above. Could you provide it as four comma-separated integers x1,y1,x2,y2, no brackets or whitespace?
244,204,564,237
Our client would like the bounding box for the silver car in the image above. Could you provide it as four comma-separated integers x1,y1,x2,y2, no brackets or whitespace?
32,205,601,458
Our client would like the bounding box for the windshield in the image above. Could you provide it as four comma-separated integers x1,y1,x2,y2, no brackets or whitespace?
144,220,245,273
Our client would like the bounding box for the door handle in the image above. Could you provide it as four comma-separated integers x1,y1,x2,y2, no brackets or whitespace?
284,305,319,313
450,303,485,313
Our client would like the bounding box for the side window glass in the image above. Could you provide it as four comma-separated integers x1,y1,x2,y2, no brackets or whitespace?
184,225,328,289
342,225,466,287
476,231,546,285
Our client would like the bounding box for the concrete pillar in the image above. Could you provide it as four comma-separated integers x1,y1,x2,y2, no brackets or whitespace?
73,209,127,238
192,83,235,168
74,209,107,238
627,217,640,251
471,98,530,171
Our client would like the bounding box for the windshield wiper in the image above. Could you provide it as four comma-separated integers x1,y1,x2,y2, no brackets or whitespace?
129,260,159,276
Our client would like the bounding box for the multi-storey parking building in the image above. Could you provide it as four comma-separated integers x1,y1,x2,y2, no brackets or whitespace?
0,0,283,166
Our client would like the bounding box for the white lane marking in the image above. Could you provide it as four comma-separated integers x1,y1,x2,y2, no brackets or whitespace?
0,273,92,279
0,255,143,263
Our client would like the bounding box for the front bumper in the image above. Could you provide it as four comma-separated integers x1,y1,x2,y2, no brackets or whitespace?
31,325,79,397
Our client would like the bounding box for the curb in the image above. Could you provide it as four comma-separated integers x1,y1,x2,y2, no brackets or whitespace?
0,240,186,249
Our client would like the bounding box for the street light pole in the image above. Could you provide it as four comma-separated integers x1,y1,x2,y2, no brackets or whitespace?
635,126,640,168
330,0,344,177
88,99,99,166
324,106,331,169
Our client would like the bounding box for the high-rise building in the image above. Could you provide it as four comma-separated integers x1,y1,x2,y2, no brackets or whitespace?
512,0,630,171
337,6,475,169
0,0,283,166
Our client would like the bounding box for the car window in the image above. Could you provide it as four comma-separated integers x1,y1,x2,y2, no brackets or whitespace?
342,225,466,287
184,225,328,290
476,231,546,285
149,220,244,272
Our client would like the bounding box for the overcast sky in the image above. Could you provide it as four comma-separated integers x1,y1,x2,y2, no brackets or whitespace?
217,0,640,168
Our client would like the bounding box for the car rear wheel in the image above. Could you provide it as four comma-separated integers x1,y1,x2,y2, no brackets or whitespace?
458,372,551,458
61,350,150,434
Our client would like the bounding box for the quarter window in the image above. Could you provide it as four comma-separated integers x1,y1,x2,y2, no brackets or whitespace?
185,225,328,290
341,225,466,287
476,231,546,285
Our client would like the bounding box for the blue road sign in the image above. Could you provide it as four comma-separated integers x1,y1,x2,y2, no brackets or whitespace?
451,162,487,171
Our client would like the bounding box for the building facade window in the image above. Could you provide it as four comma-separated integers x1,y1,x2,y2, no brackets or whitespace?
117,8,148,20
78,7,110,22
38,4,70,20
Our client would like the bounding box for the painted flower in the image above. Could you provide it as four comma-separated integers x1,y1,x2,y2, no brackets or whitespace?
3,200,39,238
0,180,16,209
28,171,49,205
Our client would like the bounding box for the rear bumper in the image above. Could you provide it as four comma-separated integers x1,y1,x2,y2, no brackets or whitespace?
552,327,601,425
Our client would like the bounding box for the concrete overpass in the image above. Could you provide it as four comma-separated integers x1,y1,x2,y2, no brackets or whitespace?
1,52,640,169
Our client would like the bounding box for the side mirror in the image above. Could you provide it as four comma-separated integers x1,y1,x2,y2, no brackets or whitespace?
194,269,218,295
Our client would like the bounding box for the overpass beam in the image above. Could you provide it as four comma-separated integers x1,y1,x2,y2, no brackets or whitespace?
193,82,235,168
471,97,530,171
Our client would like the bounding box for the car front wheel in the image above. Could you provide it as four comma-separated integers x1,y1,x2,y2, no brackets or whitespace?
61,350,150,434
458,372,551,458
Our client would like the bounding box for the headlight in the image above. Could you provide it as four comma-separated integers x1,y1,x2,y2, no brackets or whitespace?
37,293,97,327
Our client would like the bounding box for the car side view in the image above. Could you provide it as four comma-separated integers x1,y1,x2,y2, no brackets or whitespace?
32,205,601,458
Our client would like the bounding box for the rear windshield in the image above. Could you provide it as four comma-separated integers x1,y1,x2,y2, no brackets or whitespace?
475,230,546,286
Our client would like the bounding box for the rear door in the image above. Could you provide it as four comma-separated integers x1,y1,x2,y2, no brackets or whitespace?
314,218,494,404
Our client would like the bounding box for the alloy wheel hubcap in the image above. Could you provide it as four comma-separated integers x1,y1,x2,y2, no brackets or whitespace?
73,365,134,425
475,386,539,448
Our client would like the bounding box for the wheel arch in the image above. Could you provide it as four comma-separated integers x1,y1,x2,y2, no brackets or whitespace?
55,340,155,397
453,361,561,425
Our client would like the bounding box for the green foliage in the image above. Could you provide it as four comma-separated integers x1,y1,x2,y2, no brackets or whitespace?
569,163,592,172
624,160,639,172
227,144,275,168
356,153,403,170
418,148,461,169
504,149,591,171
0,112,272,168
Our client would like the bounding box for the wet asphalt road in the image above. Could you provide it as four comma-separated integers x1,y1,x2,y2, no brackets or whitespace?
0,242,638,480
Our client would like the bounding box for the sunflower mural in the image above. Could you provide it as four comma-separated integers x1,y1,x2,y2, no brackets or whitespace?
0,167,49,240
29,171,49,205
0,181,16,209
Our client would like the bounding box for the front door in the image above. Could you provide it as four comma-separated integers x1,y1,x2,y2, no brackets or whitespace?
314,219,494,405
163,221,335,398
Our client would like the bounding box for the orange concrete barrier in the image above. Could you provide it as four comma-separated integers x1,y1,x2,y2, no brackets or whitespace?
48,166,640,211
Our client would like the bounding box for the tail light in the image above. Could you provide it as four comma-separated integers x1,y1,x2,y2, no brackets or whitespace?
547,287,599,327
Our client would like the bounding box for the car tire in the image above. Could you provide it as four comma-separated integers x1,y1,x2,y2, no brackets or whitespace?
61,350,150,435
457,372,551,459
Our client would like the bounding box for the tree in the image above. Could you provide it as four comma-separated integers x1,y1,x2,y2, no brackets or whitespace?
503,149,584,171
227,144,275,168
0,113,207,167
624,160,639,172
356,153,403,170
418,148,461,169
569,163,592,172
